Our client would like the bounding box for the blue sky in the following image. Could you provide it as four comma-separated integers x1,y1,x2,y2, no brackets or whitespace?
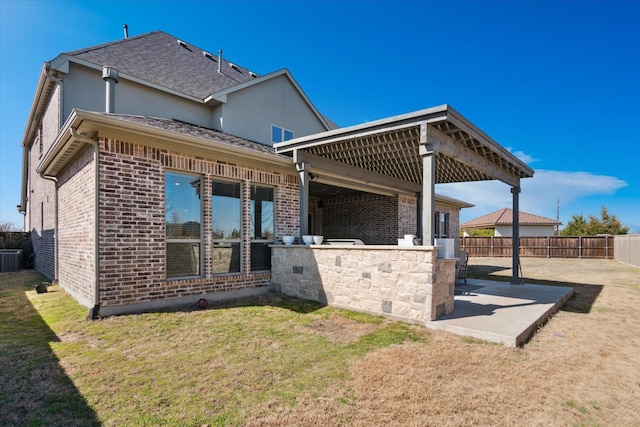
1,0,639,232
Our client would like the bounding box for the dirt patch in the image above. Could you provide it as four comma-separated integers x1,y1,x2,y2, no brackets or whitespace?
303,315,383,343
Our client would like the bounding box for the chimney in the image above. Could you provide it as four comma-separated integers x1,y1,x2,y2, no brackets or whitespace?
102,66,119,113
123,24,129,38
218,49,222,73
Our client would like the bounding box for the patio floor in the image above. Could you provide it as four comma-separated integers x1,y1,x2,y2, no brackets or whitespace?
426,279,574,347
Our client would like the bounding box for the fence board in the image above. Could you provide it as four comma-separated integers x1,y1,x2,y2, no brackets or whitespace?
460,236,614,259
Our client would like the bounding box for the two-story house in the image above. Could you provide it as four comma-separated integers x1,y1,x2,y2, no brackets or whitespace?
19,31,533,321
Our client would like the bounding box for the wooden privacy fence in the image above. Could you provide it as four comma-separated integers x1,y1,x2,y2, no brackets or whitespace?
460,236,614,259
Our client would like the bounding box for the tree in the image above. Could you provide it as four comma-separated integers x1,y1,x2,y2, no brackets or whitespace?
0,222,21,232
561,206,629,236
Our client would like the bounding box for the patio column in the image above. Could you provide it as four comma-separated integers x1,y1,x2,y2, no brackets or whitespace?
297,161,309,238
511,185,521,284
420,146,436,246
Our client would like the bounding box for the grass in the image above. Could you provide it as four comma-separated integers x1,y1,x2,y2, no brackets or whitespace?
0,271,428,426
1,258,639,426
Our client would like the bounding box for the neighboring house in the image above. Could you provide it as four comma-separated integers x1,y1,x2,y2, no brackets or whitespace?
461,208,561,237
18,31,533,319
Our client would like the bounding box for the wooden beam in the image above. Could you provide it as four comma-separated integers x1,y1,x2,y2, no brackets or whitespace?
293,150,422,195
424,125,522,187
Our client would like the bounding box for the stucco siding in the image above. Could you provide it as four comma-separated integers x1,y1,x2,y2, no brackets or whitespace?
496,225,556,237
219,75,327,145
63,63,214,128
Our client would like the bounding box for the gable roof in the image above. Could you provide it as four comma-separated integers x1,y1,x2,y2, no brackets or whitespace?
56,31,259,100
461,208,561,228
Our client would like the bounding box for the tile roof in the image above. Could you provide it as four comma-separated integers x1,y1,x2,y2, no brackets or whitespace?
65,31,259,99
461,208,561,228
103,113,286,159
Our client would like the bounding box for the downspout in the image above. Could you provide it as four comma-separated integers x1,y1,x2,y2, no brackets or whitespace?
70,127,101,319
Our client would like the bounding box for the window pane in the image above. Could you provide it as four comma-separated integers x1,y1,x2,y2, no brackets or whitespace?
167,242,200,277
166,173,201,239
212,181,241,239
212,180,241,274
283,129,294,141
250,185,274,239
212,242,241,274
271,125,282,143
250,242,271,271
165,171,202,278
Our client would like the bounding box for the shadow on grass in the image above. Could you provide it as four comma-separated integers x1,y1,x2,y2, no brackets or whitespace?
0,271,100,426
167,291,327,315
468,265,603,314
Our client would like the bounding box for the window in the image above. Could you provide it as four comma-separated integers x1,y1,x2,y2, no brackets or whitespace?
271,125,294,143
212,180,242,274
166,172,202,278
250,185,274,271
434,211,449,238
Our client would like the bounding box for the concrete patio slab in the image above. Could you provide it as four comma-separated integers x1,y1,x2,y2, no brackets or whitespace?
426,279,574,347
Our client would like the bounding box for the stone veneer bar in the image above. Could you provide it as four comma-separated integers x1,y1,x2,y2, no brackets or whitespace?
271,244,456,324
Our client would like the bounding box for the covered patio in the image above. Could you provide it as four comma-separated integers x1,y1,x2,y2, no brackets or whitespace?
273,105,535,323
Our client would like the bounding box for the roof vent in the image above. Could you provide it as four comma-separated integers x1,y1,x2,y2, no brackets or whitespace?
202,51,215,60
249,71,258,78
177,39,187,48
229,63,239,71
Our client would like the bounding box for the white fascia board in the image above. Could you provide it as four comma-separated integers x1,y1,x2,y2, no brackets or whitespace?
434,193,475,209
275,104,450,152
445,106,534,178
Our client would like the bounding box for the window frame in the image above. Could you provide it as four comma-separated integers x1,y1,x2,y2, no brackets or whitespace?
434,211,449,239
249,184,275,272
211,178,243,275
165,170,203,279
271,125,294,144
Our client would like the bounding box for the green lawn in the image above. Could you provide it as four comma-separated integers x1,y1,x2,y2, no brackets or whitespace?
0,271,428,426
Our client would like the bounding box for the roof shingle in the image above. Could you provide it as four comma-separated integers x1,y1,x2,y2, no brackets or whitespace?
65,31,259,99
461,208,561,228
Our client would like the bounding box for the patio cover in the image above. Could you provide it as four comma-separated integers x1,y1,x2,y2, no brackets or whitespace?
275,104,534,284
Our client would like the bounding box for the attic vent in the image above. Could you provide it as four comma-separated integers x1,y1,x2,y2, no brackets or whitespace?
202,51,215,60
177,39,187,47
249,71,258,78
229,63,239,71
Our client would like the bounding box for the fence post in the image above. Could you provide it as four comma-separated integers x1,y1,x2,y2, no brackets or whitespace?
579,236,582,259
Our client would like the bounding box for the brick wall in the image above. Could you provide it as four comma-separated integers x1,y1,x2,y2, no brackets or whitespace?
27,86,60,278
57,148,96,307
95,137,299,314
321,193,399,244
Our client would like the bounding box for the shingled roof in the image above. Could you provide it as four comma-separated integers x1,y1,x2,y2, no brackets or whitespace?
461,208,561,228
105,113,283,158
64,31,259,99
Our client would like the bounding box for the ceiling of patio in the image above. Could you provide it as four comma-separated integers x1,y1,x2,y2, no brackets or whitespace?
276,105,534,191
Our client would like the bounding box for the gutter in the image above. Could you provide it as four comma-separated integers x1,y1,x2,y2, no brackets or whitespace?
70,127,101,320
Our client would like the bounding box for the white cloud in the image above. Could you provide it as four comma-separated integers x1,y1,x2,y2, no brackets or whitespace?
507,148,536,164
437,170,629,224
